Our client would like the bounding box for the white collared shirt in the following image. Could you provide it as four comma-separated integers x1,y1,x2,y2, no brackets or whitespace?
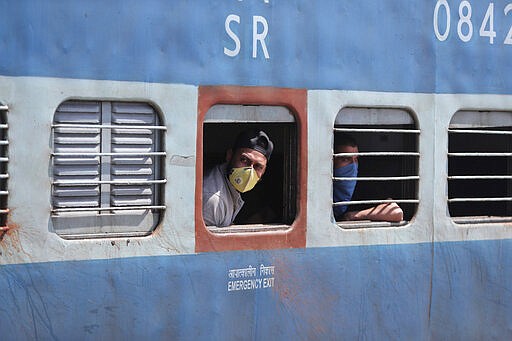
202,163,244,227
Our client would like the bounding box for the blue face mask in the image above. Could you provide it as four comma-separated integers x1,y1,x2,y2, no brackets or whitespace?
333,162,358,218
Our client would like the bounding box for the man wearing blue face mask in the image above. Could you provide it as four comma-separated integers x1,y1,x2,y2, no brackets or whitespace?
203,129,273,227
333,133,403,222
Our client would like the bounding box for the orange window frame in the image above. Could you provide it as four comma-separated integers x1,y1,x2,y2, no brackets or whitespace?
195,86,307,252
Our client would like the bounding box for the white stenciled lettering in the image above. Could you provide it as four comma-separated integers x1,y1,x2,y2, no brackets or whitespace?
263,277,274,288
252,16,270,59
224,14,241,57
227,278,263,291
434,0,512,46
433,0,450,41
504,4,512,45
223,15,270,59
227,264,276,292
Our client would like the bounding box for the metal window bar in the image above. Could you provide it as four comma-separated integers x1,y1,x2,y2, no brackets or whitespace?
53,124,167,130
334,152,419,157
448,152,512,157
52,152,166,157
448,129,512,135
53,179,167,186
334,176,419,181
449,175,512,180
334,127,420,134
448,197,512,203
0,105,8,230
52,205,166,213
333,199,419,206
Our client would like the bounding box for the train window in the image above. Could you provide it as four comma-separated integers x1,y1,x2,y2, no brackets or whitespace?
195,86,307,252
333,108,419,228
50,100,166,238
448,110,512,224
203,105,296,230
0,103,8,235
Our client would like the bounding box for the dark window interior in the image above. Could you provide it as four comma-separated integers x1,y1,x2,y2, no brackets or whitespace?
334,124,418,221
0,105,7,228
448,125,512,219
203,121,297,225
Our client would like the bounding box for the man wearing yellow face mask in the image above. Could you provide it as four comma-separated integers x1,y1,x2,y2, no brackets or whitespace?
203,130,273,227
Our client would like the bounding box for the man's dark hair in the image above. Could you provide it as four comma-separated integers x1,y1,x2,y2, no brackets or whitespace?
233,129,274,160
334,132,358,148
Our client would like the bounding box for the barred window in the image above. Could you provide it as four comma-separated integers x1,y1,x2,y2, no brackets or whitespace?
51,100,166,238
0,103,8,233
448,110,512,224
333,108,419,227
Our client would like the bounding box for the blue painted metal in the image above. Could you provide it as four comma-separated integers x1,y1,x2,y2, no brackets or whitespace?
1,240,511,339
1,0,512,94
1,1,512,339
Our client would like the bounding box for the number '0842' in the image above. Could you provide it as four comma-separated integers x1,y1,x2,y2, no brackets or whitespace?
434,0,512,44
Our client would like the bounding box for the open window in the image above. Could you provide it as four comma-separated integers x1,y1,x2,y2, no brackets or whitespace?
50,100,166,238
448,110,512,224
333,107,419,228
0,102,8,235
196,86,307,252
203,105,296,229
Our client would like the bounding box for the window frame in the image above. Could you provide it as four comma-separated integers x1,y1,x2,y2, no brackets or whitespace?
195,86,307,252
448,110,512,224
0,102,8,236
333,107,420,228
50,99,166,238
203,106,297,227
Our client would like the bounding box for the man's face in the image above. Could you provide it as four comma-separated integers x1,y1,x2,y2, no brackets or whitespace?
334,145,358,169
227,147,268,178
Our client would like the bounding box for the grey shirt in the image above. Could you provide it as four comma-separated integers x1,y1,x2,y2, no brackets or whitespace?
202,163,244,227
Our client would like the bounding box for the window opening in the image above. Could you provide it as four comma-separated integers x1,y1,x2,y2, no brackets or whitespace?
203,105,297,232
448,110,512,224
51,100,166,238
0,103,8,234
333,108,419,227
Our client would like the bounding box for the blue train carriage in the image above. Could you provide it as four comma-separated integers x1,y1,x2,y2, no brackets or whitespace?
0,0,511,339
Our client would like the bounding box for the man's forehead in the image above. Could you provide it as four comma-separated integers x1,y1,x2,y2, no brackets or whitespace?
336,145,358,153
236,147,267,163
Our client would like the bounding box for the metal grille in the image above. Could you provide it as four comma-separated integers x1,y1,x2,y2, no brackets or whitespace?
0,104,8,231
332,125,420,218
448,126,512,222
51,101,166,216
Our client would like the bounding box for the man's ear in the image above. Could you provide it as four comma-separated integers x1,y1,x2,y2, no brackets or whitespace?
225,149,233,163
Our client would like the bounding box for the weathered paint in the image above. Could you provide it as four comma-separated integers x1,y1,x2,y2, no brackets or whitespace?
1,240,511,340
1,0,512,94
1,0,512,340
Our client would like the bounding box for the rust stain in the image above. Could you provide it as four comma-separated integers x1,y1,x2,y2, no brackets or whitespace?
273,255,336,337
0,209,16,241
0,210,23,256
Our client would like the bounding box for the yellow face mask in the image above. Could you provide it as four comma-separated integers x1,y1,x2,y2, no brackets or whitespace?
228,166,260,193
